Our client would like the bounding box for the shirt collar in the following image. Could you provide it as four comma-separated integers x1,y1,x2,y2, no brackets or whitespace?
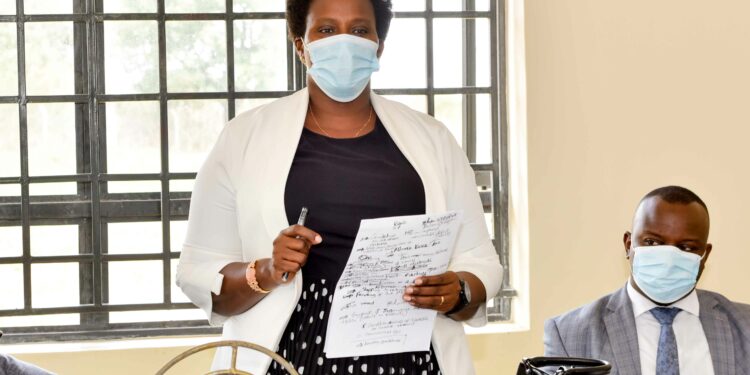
626,279,700,318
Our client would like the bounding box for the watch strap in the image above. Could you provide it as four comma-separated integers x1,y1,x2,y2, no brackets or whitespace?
446,278,469,315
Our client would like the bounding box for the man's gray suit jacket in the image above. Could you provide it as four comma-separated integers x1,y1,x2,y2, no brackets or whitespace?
544,287,750,375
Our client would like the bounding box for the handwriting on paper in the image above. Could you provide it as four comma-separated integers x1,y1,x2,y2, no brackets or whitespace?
324,211,463,358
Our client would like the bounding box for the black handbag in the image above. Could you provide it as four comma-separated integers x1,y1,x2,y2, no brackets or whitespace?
516,356,612,375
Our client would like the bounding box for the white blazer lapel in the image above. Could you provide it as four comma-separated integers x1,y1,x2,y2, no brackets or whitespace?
370,92,446,214
259,88,309,242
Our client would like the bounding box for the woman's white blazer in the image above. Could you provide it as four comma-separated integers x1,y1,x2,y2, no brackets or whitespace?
176,88,503,375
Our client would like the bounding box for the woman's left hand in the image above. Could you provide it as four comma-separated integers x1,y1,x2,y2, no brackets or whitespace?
403,271,461,314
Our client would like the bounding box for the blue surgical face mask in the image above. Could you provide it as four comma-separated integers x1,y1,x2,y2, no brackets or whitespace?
304,34,380,102
630,245,703,304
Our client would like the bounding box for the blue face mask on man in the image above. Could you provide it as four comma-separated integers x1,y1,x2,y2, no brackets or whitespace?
304,34,380,103
630,245,703,304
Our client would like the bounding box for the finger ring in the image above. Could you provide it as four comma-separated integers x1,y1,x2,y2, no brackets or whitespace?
440,296,445,306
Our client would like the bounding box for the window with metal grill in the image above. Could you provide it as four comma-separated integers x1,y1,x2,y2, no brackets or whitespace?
0,0,512,343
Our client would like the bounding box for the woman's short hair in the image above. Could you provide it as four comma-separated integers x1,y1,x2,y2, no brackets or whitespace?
286,0,394,41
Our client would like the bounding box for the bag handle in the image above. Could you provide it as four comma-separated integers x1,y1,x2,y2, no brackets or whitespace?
516,356,612,375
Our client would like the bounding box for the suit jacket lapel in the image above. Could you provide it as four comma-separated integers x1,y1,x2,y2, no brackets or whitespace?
699,290,736,375
604,287,642,375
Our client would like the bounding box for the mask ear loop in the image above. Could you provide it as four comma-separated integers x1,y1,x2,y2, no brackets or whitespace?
698,248,708,260
296,37,309,65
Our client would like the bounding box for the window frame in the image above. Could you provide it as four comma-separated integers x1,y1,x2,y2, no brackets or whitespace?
0,0,513,344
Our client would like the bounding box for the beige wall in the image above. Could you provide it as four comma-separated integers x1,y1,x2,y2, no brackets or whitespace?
471,0,750,373
15,344,214,374
12,0,750,373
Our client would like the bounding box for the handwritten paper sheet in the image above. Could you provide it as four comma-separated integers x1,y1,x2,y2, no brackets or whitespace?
323,211,463,358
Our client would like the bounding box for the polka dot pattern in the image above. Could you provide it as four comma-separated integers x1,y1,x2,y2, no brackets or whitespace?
267,279,441,375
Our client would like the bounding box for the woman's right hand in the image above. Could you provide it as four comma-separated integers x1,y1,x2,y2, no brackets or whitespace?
258,225,322,287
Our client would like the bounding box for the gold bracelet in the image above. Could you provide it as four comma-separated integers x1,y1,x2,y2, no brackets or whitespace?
245,260,271,294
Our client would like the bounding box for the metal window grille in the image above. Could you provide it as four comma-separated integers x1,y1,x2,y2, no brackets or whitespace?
0,0,512,344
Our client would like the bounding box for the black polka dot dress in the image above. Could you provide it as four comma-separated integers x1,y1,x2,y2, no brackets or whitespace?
269,120,442,375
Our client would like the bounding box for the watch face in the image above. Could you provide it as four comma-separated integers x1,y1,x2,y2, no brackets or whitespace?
462,279,472,303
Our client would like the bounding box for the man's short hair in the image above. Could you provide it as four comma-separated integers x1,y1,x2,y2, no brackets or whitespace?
642,185,708,213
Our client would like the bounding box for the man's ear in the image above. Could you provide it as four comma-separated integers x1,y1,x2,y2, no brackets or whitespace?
623,231,632,258
702,243,713,263
377,39,385,58
697,243,713,280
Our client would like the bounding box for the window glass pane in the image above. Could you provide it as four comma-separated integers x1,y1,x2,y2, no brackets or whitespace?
110,308,204,323
382,95,427,114
104,21,159,94
108,260,163,304
0,264,23,309
0,314,80,327
31,225,78,257
0,184,20,197
0,23,17,95
371,18,426,89
475,94,492,164
233,0,284,12
171,259,191,303
170,220,188,252
432,0,461,11
107,181,161,194
484,212,494,239
0,226,22,258
235,98,276,115
25,22,74,95
108,222,162,254
31,263,80,308
103,0,157,13
165,0,224,13
391,0,425,11
168,99,227,173
106,101,160,173
474,170,491,190
434,94,463,146
169,179,195,192
0,104,20,177
166,21,227,92
0,1,15,14
476,18,491,87
433,18,463,88
233,20,287,92
432,2,491,12
24,0,72,14
29,182,77,196
27,103,76,176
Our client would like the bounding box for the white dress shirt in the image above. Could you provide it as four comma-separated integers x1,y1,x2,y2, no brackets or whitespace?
626,281,714,375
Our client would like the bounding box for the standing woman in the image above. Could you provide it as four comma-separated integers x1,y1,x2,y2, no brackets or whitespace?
176,0,502,374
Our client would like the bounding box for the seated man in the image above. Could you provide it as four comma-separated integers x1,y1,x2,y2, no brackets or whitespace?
544,186,750,375
0,331,55,375
0,353,54,375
